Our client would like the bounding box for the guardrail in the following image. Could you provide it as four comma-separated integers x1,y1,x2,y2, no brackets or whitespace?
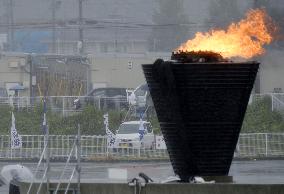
0,133,284,160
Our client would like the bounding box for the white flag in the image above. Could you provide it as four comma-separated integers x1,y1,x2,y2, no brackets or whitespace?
155,136,167,149
9,96,14,108
138,116,145,141
42,99,47,134
11,112,22,148
103,113,116,148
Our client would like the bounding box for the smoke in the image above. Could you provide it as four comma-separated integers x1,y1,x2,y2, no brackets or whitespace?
260,49,284,68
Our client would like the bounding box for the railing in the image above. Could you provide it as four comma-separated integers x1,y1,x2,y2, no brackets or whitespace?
236,133,284,158
27,135,49,194
0,96,129,116
0,134,168,160
249,93,284,113
1,133,284,160
2,93,284,116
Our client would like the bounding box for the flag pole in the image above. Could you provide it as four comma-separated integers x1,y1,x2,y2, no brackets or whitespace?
46,124,50,193
10,112,13,159
10,101,14,159
76,124,81,194
43,97,50,192
10,110,23,157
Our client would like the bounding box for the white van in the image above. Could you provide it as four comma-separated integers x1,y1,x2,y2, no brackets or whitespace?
114,121,155,149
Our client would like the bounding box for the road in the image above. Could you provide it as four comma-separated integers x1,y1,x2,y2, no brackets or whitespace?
0,159,284,193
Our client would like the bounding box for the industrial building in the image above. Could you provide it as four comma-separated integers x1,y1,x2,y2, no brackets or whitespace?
0,53,89,97
0,50,284,97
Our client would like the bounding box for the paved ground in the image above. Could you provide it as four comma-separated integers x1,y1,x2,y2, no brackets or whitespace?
0,159,284,193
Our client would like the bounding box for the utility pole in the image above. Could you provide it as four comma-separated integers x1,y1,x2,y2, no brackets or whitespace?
51,0,56,53
7,0,14,51
28,54,35,103
78,0,84,54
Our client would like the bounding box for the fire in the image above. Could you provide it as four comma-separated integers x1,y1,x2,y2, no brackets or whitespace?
176,8,276,59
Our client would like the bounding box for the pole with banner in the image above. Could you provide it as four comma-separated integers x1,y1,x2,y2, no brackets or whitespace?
138,114,145,141
10,112,23,158
42,98,50,192
103,113,116,157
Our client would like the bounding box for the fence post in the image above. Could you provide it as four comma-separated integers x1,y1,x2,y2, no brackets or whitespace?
9,135,12,159
62,97,65,117
26,96,29,112
45,125,50,193
271,94,274,112
265,133,268,156
105,136,109,159
98,97,101,110
76,124,81,194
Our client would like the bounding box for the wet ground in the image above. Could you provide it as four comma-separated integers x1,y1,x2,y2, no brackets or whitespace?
0,159,283,193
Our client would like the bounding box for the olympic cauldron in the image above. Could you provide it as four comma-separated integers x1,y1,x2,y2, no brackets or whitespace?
142,51,259,182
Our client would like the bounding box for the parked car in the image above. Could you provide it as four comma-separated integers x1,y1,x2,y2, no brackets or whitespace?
74,87,129,110
114,120,155,149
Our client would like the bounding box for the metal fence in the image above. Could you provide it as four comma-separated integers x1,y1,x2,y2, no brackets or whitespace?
0,135,168,160
236,133,284,157
0,133,284,160
1,93,284,116
0,96,129,116
250,93,284,112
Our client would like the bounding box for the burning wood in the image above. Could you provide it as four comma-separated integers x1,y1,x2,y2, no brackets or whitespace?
175,8,277,59
171,51,227,63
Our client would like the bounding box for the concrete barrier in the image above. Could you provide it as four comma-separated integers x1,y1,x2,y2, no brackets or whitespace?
19,181,284,194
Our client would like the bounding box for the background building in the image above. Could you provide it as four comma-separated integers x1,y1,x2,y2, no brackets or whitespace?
89,53,170,89
1,51,284,96
0,53,89,97
0,0,283,94
0,53,29,96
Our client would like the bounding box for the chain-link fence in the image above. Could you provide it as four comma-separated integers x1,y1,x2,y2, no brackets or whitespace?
0,133,284,160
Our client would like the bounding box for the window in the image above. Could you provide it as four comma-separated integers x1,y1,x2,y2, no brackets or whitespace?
118,124,140,134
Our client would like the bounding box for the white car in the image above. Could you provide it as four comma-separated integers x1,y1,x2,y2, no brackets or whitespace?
114,121,155,149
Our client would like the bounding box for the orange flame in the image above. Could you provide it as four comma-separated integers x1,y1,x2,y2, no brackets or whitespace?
176,8,276,59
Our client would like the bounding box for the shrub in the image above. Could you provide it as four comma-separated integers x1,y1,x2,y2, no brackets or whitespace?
241,96,284,133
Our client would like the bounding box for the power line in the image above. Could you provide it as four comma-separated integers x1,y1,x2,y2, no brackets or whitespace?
0,21,217,29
